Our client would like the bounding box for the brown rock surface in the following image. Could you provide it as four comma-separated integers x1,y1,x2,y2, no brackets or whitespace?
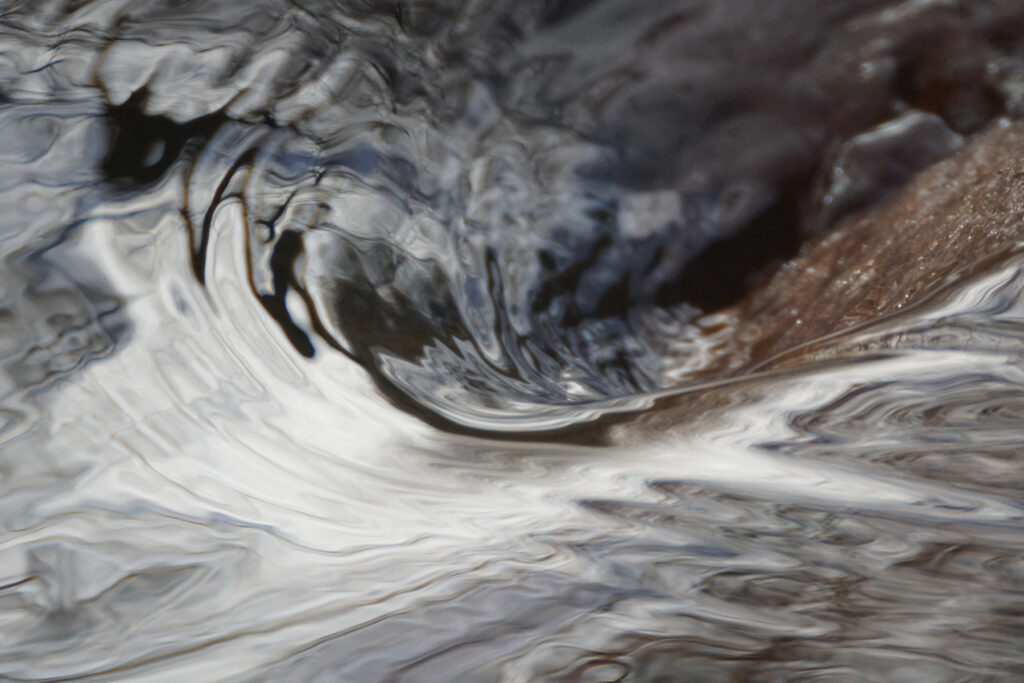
718,120,1024,373
597,121,1024,441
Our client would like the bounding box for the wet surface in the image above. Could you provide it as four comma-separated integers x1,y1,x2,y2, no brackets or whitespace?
1,0,1024,680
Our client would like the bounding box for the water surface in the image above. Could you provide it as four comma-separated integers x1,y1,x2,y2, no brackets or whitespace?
1,1,1024,680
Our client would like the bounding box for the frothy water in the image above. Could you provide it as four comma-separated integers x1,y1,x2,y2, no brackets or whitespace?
2,1,1024,680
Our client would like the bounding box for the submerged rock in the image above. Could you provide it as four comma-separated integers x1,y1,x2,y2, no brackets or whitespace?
724,120,1024,373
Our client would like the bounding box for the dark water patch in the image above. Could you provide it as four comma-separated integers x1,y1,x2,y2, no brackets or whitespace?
100,89,226,190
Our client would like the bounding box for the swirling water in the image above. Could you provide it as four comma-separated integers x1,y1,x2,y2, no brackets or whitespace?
1,1,1024,680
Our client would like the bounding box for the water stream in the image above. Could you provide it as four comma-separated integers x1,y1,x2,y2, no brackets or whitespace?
1,1,1023,680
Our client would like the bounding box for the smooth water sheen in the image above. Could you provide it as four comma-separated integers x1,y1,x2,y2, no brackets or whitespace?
1,1,1024,680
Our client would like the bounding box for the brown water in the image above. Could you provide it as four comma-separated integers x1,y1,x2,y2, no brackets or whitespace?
1,1,1023,680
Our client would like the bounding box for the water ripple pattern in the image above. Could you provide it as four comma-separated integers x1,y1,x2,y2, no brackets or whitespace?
0,0,1023,680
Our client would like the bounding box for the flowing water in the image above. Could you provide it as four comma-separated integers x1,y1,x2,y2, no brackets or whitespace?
2,1,1024,680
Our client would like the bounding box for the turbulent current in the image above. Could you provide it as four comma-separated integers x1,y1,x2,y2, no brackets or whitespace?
2,0,1024,680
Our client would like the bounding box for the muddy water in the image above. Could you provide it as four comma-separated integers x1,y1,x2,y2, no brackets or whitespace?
1,1,1023,680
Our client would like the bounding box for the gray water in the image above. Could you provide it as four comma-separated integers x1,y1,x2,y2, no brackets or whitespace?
1,0,1024,680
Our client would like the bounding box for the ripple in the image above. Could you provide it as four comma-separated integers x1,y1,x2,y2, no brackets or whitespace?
2,0,1024,680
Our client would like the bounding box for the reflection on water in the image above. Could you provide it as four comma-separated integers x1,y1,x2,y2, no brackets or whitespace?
2,1,1024,680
